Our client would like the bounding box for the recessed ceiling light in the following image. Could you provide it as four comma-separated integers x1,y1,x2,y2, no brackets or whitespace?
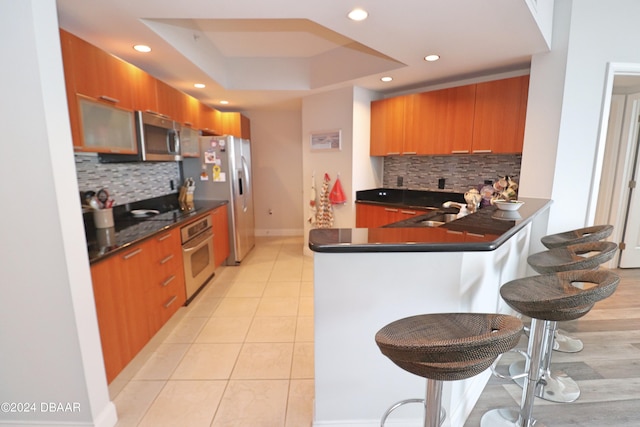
133,44,151,53
348,8,368,21
194,83,206,89
220,100,229,105
380,76,393,82
424,54,440,62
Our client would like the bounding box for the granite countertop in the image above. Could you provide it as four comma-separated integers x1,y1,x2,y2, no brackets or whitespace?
85,195,227,263
309,196,552,253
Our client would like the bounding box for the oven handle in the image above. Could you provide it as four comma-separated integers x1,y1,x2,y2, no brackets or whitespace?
183,228,213,252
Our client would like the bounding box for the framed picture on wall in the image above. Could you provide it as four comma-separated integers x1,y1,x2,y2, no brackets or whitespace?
310,129,341,151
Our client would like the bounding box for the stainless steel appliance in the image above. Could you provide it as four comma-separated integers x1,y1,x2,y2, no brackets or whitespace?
137,111,182,162
182,135,255,264
181,215,215,301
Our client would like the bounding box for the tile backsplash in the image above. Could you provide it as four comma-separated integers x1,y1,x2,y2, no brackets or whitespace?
383,154,522,192
75,154,181,205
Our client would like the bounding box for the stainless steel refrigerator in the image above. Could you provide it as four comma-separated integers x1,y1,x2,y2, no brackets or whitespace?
182,135,255,264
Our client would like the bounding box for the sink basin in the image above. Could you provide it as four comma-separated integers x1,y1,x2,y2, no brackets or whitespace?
418,212,458,227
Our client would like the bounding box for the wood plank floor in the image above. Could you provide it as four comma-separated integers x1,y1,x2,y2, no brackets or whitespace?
465,268,640,427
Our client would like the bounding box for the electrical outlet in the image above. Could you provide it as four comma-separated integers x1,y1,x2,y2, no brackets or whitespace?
397,176,404,187
438,178,445,189
170,180,174,190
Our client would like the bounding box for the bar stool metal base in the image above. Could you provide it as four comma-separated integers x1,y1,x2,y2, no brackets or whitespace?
522,325,582,353
554,329,584,353
380,380,446,427
509,360,580,402
481,407,547,427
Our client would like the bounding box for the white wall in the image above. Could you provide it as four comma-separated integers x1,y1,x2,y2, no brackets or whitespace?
301,87,381,253
245,109,304,236
521,0,640,235
0,1,116,426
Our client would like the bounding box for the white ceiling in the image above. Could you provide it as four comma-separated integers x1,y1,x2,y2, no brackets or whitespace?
56,0,551,111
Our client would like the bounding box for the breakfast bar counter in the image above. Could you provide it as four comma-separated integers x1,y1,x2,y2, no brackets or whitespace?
308,197,551,427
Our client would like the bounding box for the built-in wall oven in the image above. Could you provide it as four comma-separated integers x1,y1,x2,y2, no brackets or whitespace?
181,215,215,302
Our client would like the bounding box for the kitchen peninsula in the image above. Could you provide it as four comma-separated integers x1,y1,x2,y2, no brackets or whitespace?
309,197,551,427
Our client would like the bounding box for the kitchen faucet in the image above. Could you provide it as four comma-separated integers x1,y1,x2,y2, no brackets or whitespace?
442,201,469,218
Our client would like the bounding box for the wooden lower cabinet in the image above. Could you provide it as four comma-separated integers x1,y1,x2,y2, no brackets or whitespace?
212,206,230,267
356,203,430,228
90,227,186,383
145,229,186,336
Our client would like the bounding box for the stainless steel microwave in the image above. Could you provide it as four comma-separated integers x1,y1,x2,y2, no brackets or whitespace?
137,111,182,162
98,110,182,163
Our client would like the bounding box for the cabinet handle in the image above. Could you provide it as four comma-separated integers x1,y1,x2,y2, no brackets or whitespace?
402,152,417,155
157,233,172,241
400,210,417,215
446,230,464,235
161,275,176,287
183,122,193,127
467,232,485,238
472,149,492,154
451,150,470,154
160,254,174,264
386,152,401,155
145,110,171,119
99,95,119,104
164,295,177,309
384,208,399,212
122,248,142,260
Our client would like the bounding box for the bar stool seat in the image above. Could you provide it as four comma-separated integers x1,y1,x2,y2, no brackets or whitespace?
541,224,613,249
527,241,618,273
482,270,620,427
376,313,523,427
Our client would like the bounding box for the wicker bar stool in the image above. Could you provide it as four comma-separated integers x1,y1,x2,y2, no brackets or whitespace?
539,225,613,354
375,313,523,427
482,269,620,427
540,224,613,249
509,241,618,403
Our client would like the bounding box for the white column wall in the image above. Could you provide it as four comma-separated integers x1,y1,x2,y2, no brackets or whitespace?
0,1,116,426
521,0,640,235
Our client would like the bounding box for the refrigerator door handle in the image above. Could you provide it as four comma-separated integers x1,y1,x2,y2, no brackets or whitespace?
240,156,250,212
241,156,250,192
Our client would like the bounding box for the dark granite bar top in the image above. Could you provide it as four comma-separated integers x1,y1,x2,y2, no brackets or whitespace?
309,197,552,253
85,194,227,264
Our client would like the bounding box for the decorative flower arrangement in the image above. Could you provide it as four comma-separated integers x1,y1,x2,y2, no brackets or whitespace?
479,176,519,207
490,175,519,204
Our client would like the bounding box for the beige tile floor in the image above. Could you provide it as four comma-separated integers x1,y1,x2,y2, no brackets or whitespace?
109,236,314,427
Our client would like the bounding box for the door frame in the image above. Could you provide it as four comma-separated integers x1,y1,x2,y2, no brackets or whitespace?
591,62,640,267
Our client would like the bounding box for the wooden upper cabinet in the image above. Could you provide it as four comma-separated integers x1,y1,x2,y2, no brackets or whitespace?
182,94,201,128
472,75,529,154
130,67,158,113
200,104,222,135
370,96,406,156
155,79,183,121
66,32,134,109
404,85,476,155
59,30,82,149
221,112,251,139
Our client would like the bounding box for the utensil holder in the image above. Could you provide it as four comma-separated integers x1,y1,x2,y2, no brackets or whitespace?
96,226,116,247
93,208,114,228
